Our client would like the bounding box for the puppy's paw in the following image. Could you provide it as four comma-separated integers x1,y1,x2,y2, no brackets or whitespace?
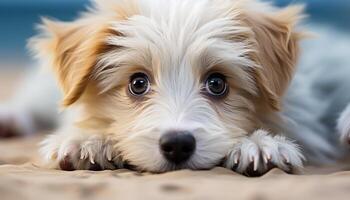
40,133,122,171
0,107,35,138
223,129,305,176
337,105,350,145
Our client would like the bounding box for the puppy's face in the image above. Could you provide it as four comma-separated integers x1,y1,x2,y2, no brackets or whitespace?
31,0,302,172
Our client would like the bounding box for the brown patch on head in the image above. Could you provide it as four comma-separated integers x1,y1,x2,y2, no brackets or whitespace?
240,5,305,111
29,2,139,107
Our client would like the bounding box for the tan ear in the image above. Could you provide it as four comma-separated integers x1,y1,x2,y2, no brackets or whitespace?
243,5,305,111
29,17,114,106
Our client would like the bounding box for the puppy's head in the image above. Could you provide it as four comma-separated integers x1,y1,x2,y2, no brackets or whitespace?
30,0,304,172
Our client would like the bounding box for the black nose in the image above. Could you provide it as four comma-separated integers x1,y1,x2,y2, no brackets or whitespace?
159,131,196,164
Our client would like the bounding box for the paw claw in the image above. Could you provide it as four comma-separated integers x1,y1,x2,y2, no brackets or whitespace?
249,155,253,163
249,154,259,171
234,150,241,164
281,153,290,164
105,144,113,161
262,154,270,164
262,150,272,164
80,151,87,160
248,147,259,171
253,158,259,171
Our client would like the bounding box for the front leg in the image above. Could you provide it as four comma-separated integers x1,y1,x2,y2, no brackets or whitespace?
40,126,123,171
223,129,305,176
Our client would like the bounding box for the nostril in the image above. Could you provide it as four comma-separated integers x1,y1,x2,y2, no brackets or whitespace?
161,143,174,153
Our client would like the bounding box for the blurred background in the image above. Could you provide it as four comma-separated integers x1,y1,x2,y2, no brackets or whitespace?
0,0,349,68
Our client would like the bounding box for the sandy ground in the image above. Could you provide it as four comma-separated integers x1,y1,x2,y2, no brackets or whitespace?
1,70,350,200
1,135,350,200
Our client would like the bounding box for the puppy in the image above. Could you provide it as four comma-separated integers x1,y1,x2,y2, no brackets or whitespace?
1,0,348,175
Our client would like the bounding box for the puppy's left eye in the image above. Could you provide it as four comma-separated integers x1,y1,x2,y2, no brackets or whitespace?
129,73,150,96
205,73,227,96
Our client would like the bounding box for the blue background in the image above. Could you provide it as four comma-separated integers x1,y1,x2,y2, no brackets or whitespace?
0,0,349,66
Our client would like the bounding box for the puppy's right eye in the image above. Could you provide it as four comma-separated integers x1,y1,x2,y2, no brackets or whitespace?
129,73,150,96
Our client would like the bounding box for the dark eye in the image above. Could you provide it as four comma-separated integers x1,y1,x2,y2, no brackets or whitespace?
205,73,227,96
129,73,150,96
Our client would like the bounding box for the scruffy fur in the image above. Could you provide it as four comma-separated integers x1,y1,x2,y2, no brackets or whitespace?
2,0,349,175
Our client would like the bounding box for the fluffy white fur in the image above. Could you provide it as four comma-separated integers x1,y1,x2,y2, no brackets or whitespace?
225,129,304,175
1,0,350,176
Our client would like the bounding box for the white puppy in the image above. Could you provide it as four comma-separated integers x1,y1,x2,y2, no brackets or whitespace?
1,0,348,176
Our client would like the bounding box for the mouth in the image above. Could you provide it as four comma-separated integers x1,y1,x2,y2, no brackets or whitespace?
121,156,225,173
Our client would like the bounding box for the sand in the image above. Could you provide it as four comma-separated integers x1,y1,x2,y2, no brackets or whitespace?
0,135,350,200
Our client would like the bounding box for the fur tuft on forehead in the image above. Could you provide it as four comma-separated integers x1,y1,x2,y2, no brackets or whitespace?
94,2,259,95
